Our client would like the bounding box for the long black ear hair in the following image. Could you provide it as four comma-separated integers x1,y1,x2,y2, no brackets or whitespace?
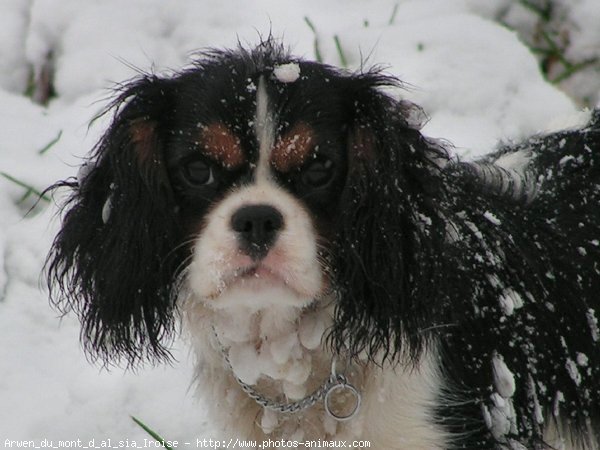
46,75,185,366
330,72,451,364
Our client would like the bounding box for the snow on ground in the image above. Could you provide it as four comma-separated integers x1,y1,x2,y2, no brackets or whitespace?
0,0,598,444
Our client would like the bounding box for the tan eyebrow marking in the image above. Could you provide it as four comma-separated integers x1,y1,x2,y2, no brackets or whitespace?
198,122,244,169
270,122,316,173
130,119,159,165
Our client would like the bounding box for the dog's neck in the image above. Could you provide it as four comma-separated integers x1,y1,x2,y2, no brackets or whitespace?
185,290,366,440
210,302,334,400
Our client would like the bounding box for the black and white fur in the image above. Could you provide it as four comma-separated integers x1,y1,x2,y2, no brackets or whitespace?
47,41,600,449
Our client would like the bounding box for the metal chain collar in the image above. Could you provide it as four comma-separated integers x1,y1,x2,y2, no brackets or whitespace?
213,326,361,421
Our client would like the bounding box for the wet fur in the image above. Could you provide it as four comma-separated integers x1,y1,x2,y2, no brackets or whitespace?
47,42,600,448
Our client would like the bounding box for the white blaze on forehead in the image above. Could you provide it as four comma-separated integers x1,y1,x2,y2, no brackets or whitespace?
254,75,276,181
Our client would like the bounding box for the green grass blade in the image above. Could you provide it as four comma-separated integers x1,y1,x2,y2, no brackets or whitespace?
552,58,599,83
0,172,50,203
388,3,399,25
333,35,348,68
38,130,63,155
304,16,323,63
131,416,174,450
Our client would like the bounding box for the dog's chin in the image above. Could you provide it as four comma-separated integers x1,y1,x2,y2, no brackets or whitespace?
197,265,321,311
205,283,316,311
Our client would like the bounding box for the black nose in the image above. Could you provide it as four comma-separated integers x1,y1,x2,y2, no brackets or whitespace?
231,204,284,260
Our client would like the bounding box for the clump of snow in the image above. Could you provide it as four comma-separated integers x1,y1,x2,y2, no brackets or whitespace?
283,380,307,400
484,211,502,226
284,358,312,386
527,374,544,425
485,353,518,441
492,353,516,399
228,342,262,385
212,303,325,402
299,309,328,350
553,390,565,417
268,332,300,365
576,352,589,367
499,289,525,316
565,358,582,386
76,161,94,186
487,392,516,441
260,408,279,434
586,308,599,341
273,62,301,83
559,154,575,167
101,194,113,224
494,150,534,172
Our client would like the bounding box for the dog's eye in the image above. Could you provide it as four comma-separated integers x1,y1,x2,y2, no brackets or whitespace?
182,159,215,187
301,158,335,188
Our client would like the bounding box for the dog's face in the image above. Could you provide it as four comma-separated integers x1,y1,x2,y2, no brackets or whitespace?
165,61,353,310
47,43,444,365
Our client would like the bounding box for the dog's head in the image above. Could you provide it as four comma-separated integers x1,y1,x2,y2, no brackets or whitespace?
47,42,448,365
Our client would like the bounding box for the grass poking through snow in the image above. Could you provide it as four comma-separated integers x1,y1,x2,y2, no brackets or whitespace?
131,416,175,450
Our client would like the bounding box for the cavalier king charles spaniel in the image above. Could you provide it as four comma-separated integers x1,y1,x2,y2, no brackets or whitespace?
47,41,600,449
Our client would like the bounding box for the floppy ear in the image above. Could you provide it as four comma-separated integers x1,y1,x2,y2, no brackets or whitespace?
330,76,450,363
47,76,185,365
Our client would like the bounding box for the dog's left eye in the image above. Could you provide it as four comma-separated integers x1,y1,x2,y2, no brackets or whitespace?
182,159,216,187
301,158,335,188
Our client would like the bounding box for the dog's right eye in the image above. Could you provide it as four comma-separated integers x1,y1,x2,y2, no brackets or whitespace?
182,159,216,187
301,158,335,189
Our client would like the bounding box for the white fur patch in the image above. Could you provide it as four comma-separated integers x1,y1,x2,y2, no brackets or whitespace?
187,181,324,308
185,298,450,450
255,76,275,181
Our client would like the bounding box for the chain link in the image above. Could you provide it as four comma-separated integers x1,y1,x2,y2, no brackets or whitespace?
213,327,358,417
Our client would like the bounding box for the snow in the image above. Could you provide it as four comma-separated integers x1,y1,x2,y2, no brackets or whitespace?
492,353,516,399
576,352,589,367
553,390,565,418
1,0,599,444
494,150,534,172
587,308,600,342
499,289,525,316
273,63,301,83
487,392,516,441
483,211,502,226
260,408,279,434
527,374,544,426
487,352,518,441
565,358,582,386
228,342,262,385
298,310,328,350
101,194,113,224
211,303,319,402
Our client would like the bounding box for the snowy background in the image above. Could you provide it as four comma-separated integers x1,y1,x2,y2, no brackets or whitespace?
1,0,599,443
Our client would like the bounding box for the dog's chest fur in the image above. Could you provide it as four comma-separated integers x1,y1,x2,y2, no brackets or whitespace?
184,292,449,449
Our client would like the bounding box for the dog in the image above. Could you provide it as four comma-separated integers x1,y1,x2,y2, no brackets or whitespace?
47,41,600,449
